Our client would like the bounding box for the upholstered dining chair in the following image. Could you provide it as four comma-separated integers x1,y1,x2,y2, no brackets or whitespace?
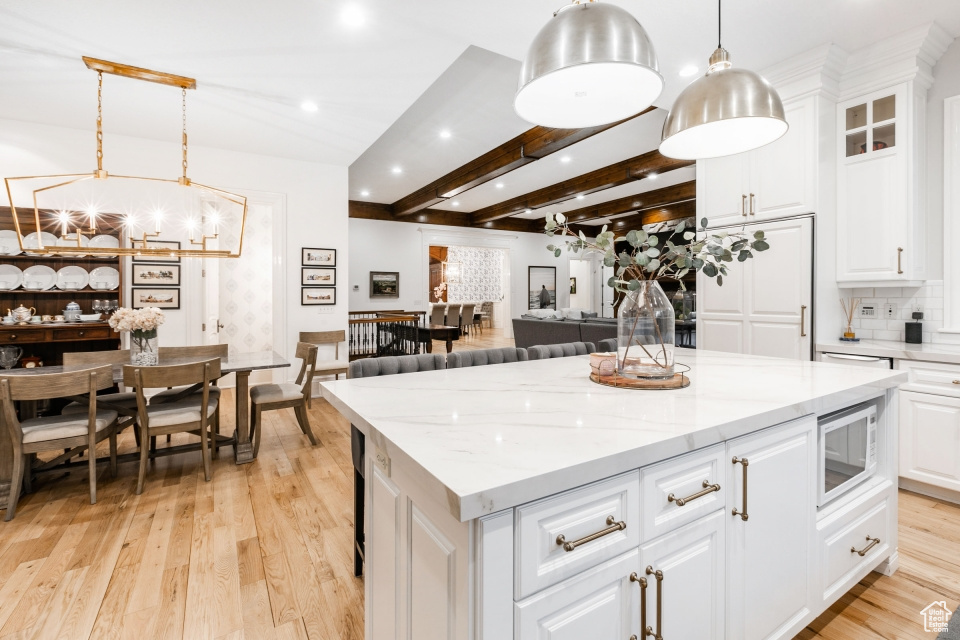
430,304,445,326
478,301,494,329
61,349,139,416
1,365,119,520
459,303,475,335
598,338,618,353
249,341,319,457
124,358,221,494
347,353,447,577
299,330,348,380
152,344,227,454
527,341,597,360
446,347,528,368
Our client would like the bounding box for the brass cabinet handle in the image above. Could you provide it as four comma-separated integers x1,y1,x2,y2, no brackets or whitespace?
953,380,960,385
555,515,626,552
742,194,747,217
668,479,720,507
897,247,903,275
851,535,880,557
732,456,749,521
78,331,85,337
801,305,807,337
749,193,756,215
9,335,15,340
646,566,663,640
630,572,647,640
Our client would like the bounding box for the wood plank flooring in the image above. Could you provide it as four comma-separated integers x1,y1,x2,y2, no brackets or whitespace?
0,339,957,638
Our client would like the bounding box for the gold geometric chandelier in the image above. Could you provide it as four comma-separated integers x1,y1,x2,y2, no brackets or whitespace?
3,57,247,259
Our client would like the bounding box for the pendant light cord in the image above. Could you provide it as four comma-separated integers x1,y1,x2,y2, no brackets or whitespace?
718,0,722,48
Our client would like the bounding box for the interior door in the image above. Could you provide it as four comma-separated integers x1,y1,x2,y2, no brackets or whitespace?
600,264,616,318
202,255,221,346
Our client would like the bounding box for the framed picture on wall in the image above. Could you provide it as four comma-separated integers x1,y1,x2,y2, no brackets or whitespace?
132,263,181,286
301,267,336,286
528,266,556,310
570,277,577,294
131,288,180,309
302,287,336,305
302,247,336,267
131,240,181,263
370,271,399,298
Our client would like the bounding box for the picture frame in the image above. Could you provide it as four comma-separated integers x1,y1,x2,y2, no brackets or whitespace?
131,240,181,263
132,263,181,286
570,277,577,294
301,267,336,286
131,287,180,309
302,287,336,305
302,247,336,267
528,266,557,310
370,271,400,298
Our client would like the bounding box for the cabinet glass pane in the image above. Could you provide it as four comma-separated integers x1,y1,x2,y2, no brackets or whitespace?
874,95,895,123
846,104,867,131
846,130,867,157
873,123,895,150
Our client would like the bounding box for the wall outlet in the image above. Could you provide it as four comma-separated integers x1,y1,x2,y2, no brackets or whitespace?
860,304,877,318
317,307,334,314
883,303,897,318
352,284,359,291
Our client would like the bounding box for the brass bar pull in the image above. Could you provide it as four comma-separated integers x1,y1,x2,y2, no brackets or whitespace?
749,193,756,215
732,456,749,521
742,194,747,217
953,380,960,385
801,305,807,337
851,535,880,557
646,566,663,640
897,247,903,274
630,572,647,639
668,479,721,506
556,515,626,552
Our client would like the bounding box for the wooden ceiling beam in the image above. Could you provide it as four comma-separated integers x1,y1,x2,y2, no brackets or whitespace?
470,150,694,224
390,107,656,217
602,200,698,232
349,200,589,235
562,180,696,224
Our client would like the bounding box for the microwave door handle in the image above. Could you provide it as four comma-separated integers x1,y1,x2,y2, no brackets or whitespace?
823,354,884,362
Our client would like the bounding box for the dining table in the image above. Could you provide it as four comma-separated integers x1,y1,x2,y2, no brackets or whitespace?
0,350,290,504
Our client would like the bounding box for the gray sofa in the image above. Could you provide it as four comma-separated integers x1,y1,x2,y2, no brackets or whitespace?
512,317,617,349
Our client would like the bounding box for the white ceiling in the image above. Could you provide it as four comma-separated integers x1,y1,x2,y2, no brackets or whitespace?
1,0,959,204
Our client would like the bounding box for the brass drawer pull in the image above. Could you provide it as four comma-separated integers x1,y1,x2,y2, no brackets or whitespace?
952,380,960,385
801,305,807,337
555,515,626,552
732,456,749,521
78,331,85,337
629,572,647,640
851,535,880,557
647,565,663,640
897,247,903,275
742,194,747,217
9,335,15,340
668,479,721,507
749,193,756,215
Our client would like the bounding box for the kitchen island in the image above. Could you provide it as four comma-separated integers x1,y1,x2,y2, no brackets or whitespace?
321,349,906,640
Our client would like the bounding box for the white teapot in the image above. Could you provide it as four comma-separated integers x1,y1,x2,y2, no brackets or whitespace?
8,305,35,324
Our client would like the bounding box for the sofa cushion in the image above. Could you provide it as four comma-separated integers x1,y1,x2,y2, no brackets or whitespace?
527,342,596,360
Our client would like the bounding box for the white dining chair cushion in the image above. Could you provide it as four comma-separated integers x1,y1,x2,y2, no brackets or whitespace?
61,392,140,415
150,385,222,404
145,397,219,428
21,410,119,443
250,383,304,404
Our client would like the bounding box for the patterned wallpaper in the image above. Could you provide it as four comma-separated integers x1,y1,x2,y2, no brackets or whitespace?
219,202,274,352
446,246,504,303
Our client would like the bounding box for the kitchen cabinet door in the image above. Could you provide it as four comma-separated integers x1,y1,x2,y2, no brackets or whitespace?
900,390,960,492
726,416,817,640
638,510,725,640
697,153,750,227
751,97,816,220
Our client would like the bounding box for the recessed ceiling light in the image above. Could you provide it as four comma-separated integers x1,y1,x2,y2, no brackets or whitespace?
647,173,658,180
391,166,402,175
560,156,572,163
495,182,504,189
440,130,451,139
341,4,365,27
360,190,370,197
679,65,699,77
525,208,533,214
576,194,585,200
452,201,460,207
300,101,319,113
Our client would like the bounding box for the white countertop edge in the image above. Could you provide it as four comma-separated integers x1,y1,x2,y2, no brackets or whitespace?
817,338,960,365
322,376,904,522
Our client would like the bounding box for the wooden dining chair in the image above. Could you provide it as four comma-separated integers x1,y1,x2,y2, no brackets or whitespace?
124,359,221,494
299,331,348,380
151,344,226,453
61,349,139,416
249,342,318,457
1,365,119,520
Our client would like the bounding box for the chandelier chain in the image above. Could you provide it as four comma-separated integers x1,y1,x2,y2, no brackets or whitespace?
181,87,188,180
96,71,103,172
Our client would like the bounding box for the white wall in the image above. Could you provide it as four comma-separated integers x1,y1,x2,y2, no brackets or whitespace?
0,118,349,377
348,217,569,334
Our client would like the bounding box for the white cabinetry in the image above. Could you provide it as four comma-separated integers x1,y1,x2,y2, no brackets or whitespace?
697,216,813,359
900,389,960,493
726,416,817,640
697,96,816,226
836,83,925,287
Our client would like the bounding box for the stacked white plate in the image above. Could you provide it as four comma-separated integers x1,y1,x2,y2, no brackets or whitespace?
22,265,56,290
89,235,120,257
56,266,89,290
0,265,23,290
89,266,120,291
0,230,22,256
22,232,58,253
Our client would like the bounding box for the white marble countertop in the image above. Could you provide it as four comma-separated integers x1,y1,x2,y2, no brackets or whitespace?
817,337,960,365
321,350,905,522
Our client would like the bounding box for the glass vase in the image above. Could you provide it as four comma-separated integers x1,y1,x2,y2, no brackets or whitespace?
130,329,159,366
617,280,675,379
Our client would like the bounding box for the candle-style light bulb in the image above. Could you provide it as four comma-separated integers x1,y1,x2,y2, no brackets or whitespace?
154,210,163,234
87,207,96,230
57,211,69,236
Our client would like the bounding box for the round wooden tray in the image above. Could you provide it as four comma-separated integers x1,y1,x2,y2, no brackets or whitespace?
589,364,690,390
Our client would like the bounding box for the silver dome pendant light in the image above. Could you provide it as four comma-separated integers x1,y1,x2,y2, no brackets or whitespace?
515,0,663,129
660,0,787,159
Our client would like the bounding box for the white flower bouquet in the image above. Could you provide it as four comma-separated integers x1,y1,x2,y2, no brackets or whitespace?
109,307,165,365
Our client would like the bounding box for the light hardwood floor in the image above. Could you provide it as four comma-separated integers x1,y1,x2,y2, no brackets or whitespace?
0,356,957,638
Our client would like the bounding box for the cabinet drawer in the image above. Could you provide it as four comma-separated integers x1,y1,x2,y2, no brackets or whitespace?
898,360,960,398
515,471,639,599
52,327,110,341
818,489,892,602
640,444,726,541
0,330,46,343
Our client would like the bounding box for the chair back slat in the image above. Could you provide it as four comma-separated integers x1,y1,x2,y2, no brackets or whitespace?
64,349,130,365
157,344,228,358
299,330,345,345
294,342,319,392
0,365,114,400
123,358,222,389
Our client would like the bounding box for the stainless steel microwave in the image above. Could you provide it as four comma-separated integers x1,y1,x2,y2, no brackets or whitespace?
818,402,878,507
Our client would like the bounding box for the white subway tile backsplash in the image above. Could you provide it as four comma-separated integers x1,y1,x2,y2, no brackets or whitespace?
874,329,902,341
879,288,903,298
852,288,875,298
860,318,889,330
855,328,874,339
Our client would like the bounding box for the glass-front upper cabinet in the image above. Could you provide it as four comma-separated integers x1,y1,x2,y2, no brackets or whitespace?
844,91,897,158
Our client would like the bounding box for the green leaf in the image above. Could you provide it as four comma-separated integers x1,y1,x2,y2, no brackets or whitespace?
731,239,748,252
555,212,566,224
645,247,660,258
683,231,696,240
607,276,616,288
717,274,723,286
737,250,750,262
703,262,718,277
628,279,641,291
618,252,632,268
637,253,650,266
648,235,659,247
700,217,709,229
546,244,555,251
600,225,608,235
678,268,689,280
675,220,686,234
753,240,770,251
626,230,640,247
603,253,616,267
754,230,765,240
554,248,561,258
645,258,660,272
